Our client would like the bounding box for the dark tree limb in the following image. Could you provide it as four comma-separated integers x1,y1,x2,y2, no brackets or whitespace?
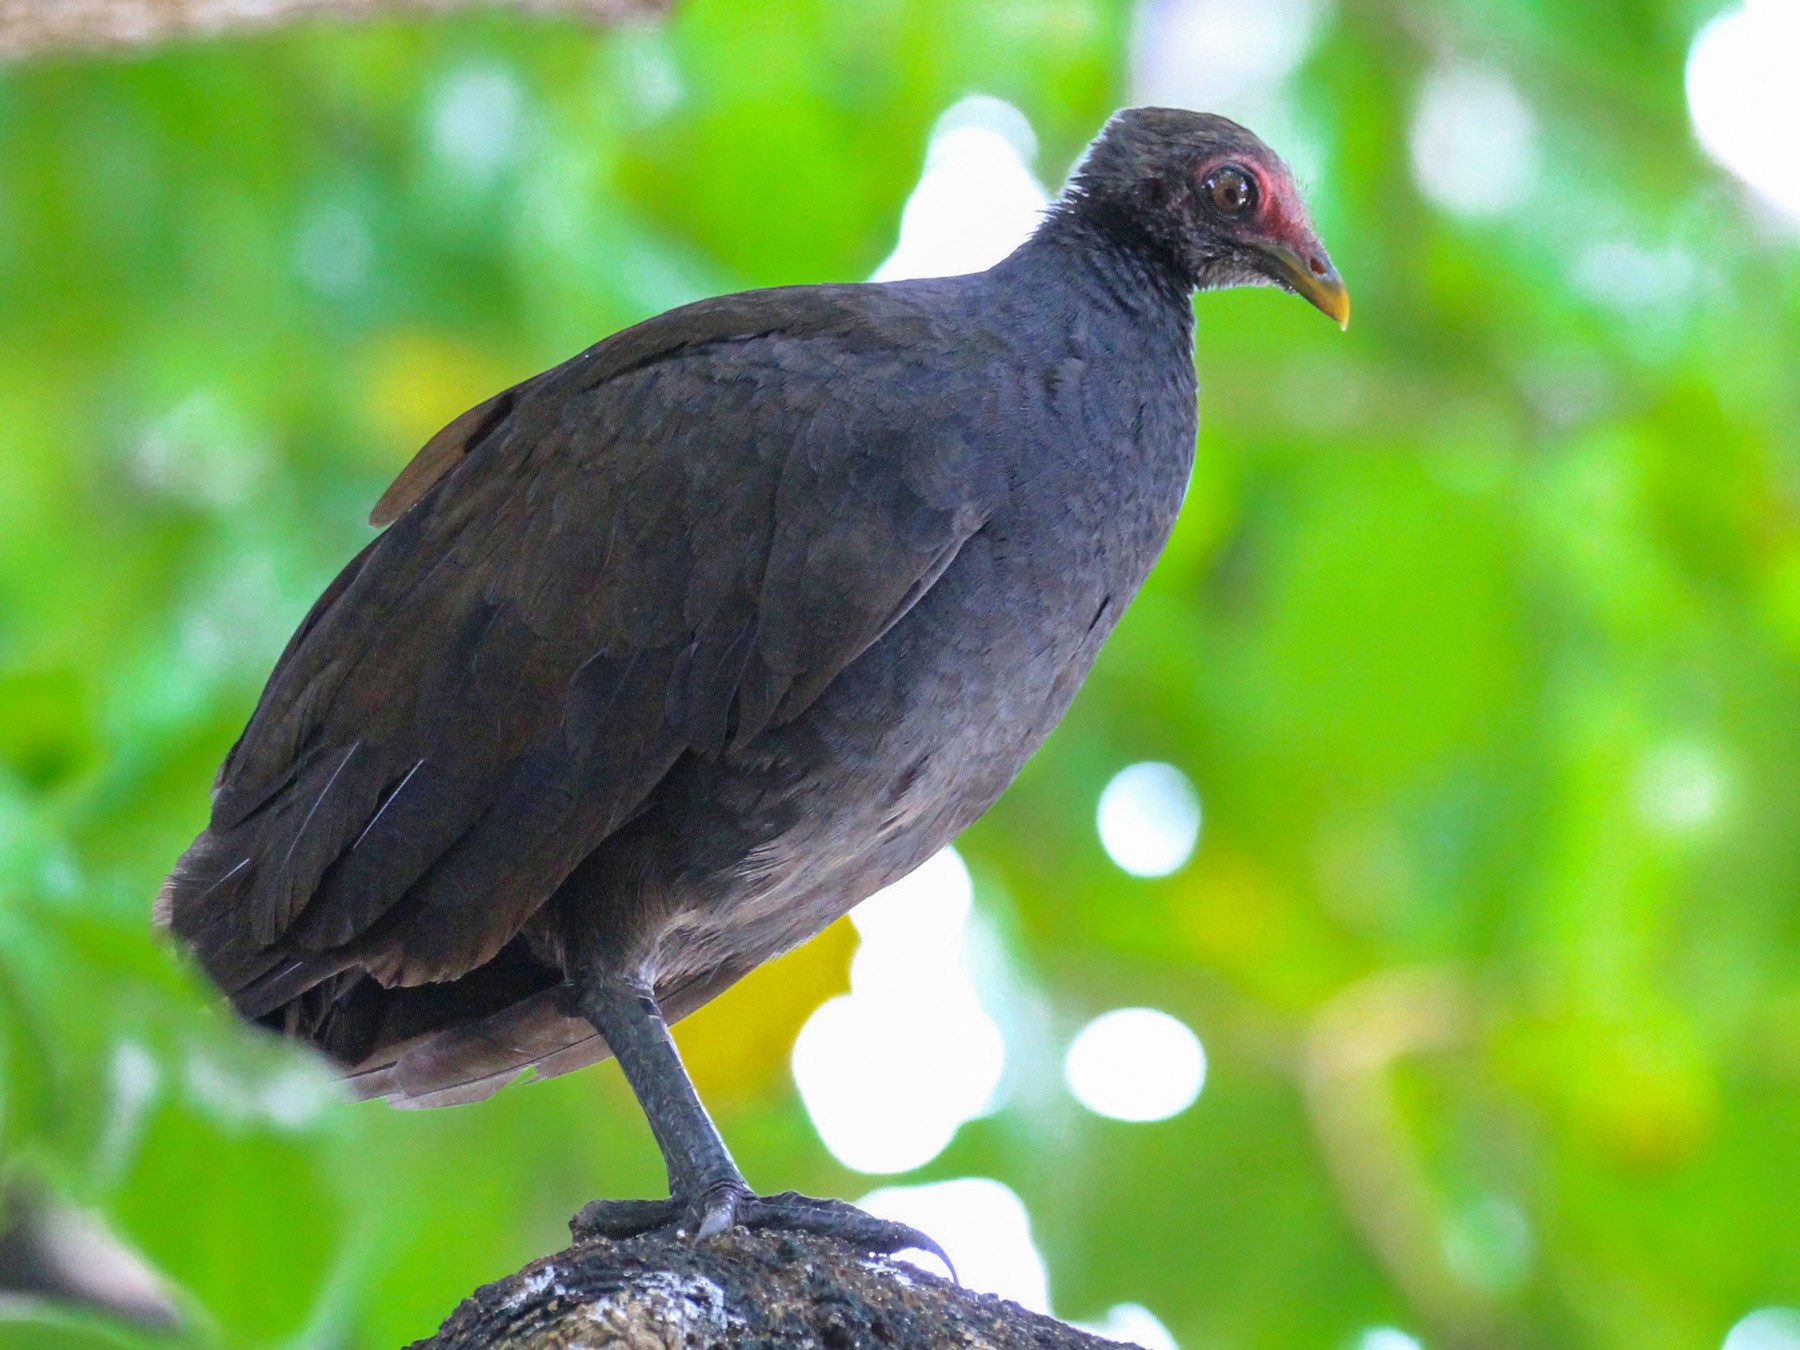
416,1226,1139,1350
0,0,669,62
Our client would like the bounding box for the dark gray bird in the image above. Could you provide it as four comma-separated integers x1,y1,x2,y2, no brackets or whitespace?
159,107,1347,1253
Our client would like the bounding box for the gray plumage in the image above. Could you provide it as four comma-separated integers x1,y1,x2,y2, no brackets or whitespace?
161,108,1347,1116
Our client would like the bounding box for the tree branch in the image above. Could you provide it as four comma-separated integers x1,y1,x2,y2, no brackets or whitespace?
0,0,670,62
415,1226,1137,1350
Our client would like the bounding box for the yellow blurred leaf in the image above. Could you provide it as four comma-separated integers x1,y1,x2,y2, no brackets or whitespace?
361,330,516,473
676,917,856,1106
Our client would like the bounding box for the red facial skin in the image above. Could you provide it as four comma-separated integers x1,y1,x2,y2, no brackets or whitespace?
1194,152,1329,272
1187,148,1349,327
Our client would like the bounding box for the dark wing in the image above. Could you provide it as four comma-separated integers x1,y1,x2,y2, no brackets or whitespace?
164,284,998,1021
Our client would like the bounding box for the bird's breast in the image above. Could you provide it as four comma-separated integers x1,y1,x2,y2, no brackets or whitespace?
635,321,1200,991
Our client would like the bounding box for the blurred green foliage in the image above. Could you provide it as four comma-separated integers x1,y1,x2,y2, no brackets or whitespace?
0,0,1797,1347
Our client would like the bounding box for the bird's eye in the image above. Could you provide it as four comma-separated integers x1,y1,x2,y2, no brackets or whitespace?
1204,164,1257,216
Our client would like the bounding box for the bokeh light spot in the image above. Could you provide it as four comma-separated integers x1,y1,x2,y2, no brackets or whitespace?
427,64,527,183
130,392,270,511
856,1178,1049,1311
792,849,1005,1174
1634,743,1726,834
1687,0,1800,227
1409,64,1539,217
1080,1301,1181,1349
1724,1308,1800,1350
1571,240,1699,312
872,96,1048,281
1097,761,1201,877
1131,0,1325,111
1064,1007,1205,1122
1358,1330,1425,1350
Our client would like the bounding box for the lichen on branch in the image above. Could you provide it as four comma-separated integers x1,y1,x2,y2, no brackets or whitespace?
415,1227,1139,1350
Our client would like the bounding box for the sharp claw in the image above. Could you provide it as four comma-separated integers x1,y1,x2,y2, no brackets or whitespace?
733,1194,955,1279
896,1229,958,1285
841,1214,957,1280
690,1178,746,1241
694,1200,735,1241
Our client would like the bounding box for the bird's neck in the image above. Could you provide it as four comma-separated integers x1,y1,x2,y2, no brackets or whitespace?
1004,202,1195,348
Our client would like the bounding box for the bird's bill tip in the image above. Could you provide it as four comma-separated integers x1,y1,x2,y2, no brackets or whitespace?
1311,276,1351,330
1260,242,1351,330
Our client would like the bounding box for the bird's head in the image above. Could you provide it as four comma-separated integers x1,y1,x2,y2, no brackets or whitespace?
1063,106,1350,328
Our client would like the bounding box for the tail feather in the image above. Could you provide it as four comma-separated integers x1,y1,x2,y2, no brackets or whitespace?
335,957,752,1109
346,987,607,1108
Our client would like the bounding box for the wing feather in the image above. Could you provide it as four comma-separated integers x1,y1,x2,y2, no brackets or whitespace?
165,282,999,1023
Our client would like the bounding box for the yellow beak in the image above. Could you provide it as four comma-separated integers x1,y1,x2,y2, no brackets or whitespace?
1259,242,1351,330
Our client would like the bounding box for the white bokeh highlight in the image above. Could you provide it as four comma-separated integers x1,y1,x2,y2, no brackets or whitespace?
1079,1302,1181,1350
1634,742,1727,834
428,64,527,184
857,1177,1049,1311
1687,0,1800,227
1132,0,1325,111
1097,761,1202,877
130,391,269,511
1570,240,1700,313
791,848,1005,1174
1726,1308,1800,1350
1358,1329,1425,1350
181,1046,339,1132
1409,64,1540,218
1064,1008,1206,1122
93,1041,160,1186
872,95,1049,282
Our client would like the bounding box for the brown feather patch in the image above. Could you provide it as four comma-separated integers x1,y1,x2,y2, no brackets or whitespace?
369,388,515,528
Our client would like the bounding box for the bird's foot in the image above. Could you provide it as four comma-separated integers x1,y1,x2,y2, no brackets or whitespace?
570,1177,747,1242
570,1187,953,1277
568,1196,681,1239
736,1191,954,1277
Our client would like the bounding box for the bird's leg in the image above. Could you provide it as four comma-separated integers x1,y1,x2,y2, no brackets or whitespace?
572,971,748,1238
567,970,953,1273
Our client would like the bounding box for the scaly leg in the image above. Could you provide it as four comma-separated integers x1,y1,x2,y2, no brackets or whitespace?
569,970,952,1274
